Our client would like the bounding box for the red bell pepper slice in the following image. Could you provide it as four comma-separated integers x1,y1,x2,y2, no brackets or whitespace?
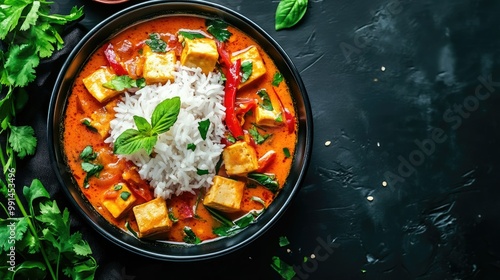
257,150,277,172
104,43,128,76
216,41,232,69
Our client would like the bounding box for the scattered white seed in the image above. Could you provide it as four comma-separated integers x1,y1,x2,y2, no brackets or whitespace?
376,142,380,147
325,140,331,147
373,78,379,82
381,66,386,71
367,196,374,201
287,248,292,253
382,181,387,187
310,254,316,259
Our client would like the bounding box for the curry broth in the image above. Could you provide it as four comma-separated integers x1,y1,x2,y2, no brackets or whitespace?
63,15,297,243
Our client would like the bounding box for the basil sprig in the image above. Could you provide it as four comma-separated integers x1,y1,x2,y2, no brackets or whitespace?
114,97,180,155
275,0,308,30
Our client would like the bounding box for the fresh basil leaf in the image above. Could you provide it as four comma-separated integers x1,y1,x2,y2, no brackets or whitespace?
178,30,206,40
206,19,232,42
133,115,152,134
275,0,308,30
113,128,157,155
272,72,284,86
183,226,201,244
151,97,181,134
257,89,273,111
234,213,255,228
248,172,279,193
241,61,253,83
81,162,103,177
249,125,271,145
198,119,210,140
205,206,234,227
79,145,97,162
145,33,167,53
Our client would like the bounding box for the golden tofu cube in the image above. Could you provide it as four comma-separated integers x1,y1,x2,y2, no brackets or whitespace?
223,141,258,176
231,45,266,88
180,38,219,74
82,67,120,103
102,183,137,219
133,197,172,238
143,47,177,84
204,175,245,213
255,106,283,127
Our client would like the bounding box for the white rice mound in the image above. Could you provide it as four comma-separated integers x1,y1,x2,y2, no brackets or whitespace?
105,65,226,199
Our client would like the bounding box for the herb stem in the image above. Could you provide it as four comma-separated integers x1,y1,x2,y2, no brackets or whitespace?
14,191,58,280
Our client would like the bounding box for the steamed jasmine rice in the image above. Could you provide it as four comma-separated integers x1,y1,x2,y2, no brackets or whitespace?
105,65,226,199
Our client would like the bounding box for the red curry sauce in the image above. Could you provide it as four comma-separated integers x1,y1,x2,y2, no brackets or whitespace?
63,15,297,243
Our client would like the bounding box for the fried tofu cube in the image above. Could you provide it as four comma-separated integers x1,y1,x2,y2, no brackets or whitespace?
82,67,120,103
223,141,258,176
133,197,172,238
204,175,245,213
231,45,266,88
255,106,283,127
143,47,177,84
102,183,137,219
180,38,219,74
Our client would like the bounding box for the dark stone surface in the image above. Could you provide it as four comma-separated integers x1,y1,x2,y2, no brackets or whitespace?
19,0,500,279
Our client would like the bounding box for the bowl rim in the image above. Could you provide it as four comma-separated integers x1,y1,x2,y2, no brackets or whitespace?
47,0,313,261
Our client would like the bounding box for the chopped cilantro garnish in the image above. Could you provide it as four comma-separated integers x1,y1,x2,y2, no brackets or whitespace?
271,256,296,280
145,33,167,52
257,89,274,111
272,72,284,86
206,19,232,42
198,119,210,140
241,61,253,83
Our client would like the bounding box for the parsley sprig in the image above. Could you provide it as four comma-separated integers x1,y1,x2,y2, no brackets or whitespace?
0,179,97,279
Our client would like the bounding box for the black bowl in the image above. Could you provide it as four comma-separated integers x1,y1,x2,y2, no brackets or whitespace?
48,0,312,261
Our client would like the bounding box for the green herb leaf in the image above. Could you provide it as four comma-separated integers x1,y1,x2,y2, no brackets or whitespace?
81,118,98,133
275,0,308,31
271,256,296,280
241,61,253,83
120,191,131,201
114,97,180,155
257,89,274,111
187,143,196,151
197,169,209,175
248,172,279,193
114,128,158,155
79,145,97,162
272,72,284,86
114,184,123,191
102,75,145,91
145,33,167,53
178,30,206,40
125,221,138,237
251,196,266,208
283,147,291,158
206,19,232,42
279,236,290,247
183,226,201,244
249,125,271,145
8,125,37,159
2,44,39,87
151,97,181,134
81,162,103,178
198,119,210,140
134,115,152,133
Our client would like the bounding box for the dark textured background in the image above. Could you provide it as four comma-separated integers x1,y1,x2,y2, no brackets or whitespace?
15,0,500,279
